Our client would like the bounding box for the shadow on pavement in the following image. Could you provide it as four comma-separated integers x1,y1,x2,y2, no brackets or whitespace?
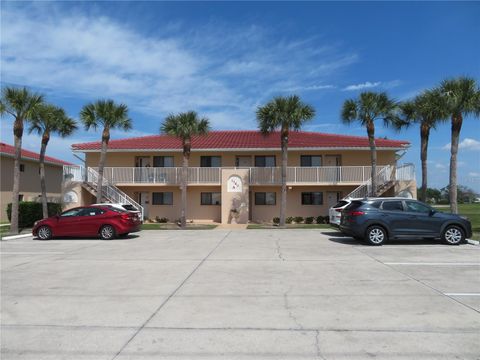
33,234,140,241
327,236,459,246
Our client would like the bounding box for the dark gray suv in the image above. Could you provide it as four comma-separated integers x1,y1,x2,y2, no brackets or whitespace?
339,198,472,246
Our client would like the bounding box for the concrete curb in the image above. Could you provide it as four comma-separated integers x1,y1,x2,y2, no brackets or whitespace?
1,233,32,240
466,239,479,246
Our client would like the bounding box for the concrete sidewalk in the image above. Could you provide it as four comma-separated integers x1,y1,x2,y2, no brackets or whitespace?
1,230,479,359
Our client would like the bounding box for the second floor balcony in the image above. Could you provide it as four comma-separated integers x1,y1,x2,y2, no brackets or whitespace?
64,164,415,186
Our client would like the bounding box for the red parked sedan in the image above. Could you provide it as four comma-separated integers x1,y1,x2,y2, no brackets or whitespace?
32,205,141,240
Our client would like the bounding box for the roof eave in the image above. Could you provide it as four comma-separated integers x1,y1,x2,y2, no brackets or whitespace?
72,145,409,153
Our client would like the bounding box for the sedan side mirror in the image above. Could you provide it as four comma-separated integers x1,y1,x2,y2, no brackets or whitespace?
429,209,436,216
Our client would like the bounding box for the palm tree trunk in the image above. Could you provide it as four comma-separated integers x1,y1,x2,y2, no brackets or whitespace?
10,118,23,234
39,132,50,219
97,127,110,203
279,128,288,227
449,114,462,214
420,124,430,203
367,121,377,197
180,140,191,229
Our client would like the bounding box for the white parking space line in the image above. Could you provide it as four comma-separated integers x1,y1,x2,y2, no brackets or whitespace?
384,262,480,266
444,293,480,296
1,252,65,255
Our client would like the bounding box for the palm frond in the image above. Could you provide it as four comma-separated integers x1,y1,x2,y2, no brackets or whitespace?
160,111,211,141
80,99,131,132
256,95,315,134
1,86,44,120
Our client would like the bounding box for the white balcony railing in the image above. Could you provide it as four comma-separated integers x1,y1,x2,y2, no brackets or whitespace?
63,165,415,186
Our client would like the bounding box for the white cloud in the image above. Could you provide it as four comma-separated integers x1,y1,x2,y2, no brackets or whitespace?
343,81,381,91
469,172,480,177
442,138,480,151
1,5,358,131
282,84,336,92
342,80,401,92
434,163,447,170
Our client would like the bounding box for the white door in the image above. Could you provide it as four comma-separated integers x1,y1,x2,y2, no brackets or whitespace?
324,155,341,166
236,156,252,167
138,192,149,219
327,192,341,208
324,156,341,182
135,156,151,167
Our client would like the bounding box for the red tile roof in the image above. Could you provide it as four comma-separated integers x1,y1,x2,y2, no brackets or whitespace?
0,143,73,166
72,130,409,151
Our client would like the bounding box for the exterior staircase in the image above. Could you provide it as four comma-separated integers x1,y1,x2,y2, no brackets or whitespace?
78,166,144,219
345,164,414,199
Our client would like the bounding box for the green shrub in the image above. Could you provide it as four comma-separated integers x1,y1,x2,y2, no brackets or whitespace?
272,217,280,224
294,216,304,224
155,216,169,223
323,216,330,224
7,202,62,228
305,216,314,224
316,215,324,224
286,216,294,224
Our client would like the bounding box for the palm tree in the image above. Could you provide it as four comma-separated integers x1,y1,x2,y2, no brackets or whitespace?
80,100,131,203
256,95,315,227
341,91,398,196
399,89,448,202
161,111,210,229
29,104,77,218
0,87,44,234
440,77,480,214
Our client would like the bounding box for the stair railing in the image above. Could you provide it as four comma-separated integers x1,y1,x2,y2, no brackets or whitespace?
344,165,392,199
85,167,144,219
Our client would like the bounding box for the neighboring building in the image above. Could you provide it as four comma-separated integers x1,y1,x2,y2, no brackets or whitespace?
64,131,416,223
0,143,73,222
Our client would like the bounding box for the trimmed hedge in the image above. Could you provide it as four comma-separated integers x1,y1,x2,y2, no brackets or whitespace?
6,202,62,228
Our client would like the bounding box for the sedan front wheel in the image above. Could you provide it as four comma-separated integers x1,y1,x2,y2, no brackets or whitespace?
37,225,52,240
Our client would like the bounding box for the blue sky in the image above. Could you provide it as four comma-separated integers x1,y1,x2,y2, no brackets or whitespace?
1,1,479,191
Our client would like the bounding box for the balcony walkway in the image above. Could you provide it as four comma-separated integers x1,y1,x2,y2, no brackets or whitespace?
64,165,414,187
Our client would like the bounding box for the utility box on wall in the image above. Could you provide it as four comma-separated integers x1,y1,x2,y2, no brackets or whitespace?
221,169,249,224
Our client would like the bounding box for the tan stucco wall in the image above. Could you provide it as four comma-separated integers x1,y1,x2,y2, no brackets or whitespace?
84,149,397,168
116,185,222,222
0,155,64,221
394,180,418,199
221,169,249,224
249,185,358,223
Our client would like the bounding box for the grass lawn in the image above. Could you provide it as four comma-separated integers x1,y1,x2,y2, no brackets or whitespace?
0,226,11,237
141,223,217,230
247,223,332,229
433,203,480,241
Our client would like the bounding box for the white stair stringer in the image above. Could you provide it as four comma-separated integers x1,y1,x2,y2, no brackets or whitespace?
345,165,395,199
83,167,144,220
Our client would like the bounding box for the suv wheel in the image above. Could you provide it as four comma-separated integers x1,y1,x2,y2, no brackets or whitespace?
100,225,116,240
366,226,387,246
37,225,52,240
442,225,464,245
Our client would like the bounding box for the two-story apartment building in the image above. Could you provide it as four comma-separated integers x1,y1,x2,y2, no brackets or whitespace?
0,142,72,221
63,131,415,223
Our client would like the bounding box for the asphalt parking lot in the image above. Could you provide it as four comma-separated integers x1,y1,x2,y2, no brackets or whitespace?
1,229,479,359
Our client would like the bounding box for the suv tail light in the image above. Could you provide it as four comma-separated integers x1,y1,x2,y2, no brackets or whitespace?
348,211,365,216
335,209,343,213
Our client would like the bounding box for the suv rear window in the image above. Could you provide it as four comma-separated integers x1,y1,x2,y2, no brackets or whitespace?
344,200,364,211
333,200,349,208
